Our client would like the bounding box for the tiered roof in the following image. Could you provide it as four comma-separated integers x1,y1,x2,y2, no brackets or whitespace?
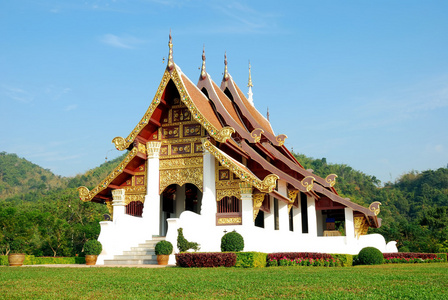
78,35,381,229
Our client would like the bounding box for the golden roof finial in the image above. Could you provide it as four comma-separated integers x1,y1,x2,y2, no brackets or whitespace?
167,29,174,71
223,52,229,81
248,60,253,87
200,45,206,80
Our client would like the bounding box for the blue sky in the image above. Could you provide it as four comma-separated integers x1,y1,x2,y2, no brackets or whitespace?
1,0,447,185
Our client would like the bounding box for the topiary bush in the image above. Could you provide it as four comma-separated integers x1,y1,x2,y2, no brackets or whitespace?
221,230,244,252
155,240,173,255
84,240,102,256
177,228,200,252
357,247,384,265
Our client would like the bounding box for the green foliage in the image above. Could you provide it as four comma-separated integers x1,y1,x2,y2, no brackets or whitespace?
84,240,102,255
331,254,354,267
155,241,173,255
435,253,447,262
0,255,85,265
177,228,200,252
221,230,244,252
357,247,384,265
235,252,267,268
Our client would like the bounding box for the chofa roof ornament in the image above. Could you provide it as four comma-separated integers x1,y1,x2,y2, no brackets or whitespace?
167,30,174,71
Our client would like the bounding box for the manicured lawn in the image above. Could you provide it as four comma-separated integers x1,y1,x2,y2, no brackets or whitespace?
1,264,447,299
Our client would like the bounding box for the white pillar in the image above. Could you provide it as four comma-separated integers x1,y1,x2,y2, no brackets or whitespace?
175,185,186,217
240,182,253,227
306,195,317,237
264,196,275,230
277,180,289,231
201,150,216,223
345,207,355,242
112,189,126,223
143,141,162,237
293,203,302,234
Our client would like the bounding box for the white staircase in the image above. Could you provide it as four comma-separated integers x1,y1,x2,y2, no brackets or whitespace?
103,237,165,265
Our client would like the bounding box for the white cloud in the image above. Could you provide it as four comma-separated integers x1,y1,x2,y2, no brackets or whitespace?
64,104,78,111
100,34,145,49
2,85,34,103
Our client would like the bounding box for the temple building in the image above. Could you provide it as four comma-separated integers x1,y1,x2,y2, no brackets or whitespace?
78,35,397,265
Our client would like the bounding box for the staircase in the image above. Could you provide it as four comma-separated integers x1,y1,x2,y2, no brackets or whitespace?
103,237,165,265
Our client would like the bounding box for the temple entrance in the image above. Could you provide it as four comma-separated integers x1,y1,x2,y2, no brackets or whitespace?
160,183,203,236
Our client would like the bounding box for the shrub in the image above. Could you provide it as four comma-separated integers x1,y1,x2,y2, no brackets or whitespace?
84,240,102,256
331,254,354,267
176,252,236,268
177,228,200,252
267,252,332,261
383,252,447,263
155,241,173,255
235,252,267,268
357,247,384,265
0,255,86,265
221,231,244,252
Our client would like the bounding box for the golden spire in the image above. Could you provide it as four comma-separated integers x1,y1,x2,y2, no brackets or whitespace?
167,30,174,71
200,45,206,80
248,60,253,87
223,52,229,81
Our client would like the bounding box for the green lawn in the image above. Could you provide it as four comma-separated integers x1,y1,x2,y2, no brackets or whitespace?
1,264,447,299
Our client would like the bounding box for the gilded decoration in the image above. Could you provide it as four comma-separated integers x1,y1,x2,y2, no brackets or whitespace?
325,174,338,187
123,185,146,194
112,189,125,204
125,194,145,205
78,148,139,202
369,201,382,216
216,189,241,202
287,190,299,214
159,167,203,194
159,157,203,170
239,182,252,195
250,128,264,143
171,68,232,143
276,134,288,146
301,176,316,192
354,216,369,239
137,143,147,154
203,139,278,193
217,217,242,225
146,141,162,158
112,71,170,151
253,193,265,221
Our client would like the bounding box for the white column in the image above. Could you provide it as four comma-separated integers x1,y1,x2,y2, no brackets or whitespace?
112,189,126,223
293,203,302,234
175,185,185,217
264,196,275,230
143,141,162,237
240,182,253,227
277,180,289,231
201,149,216,223
306,195,317,237
345,207,355,242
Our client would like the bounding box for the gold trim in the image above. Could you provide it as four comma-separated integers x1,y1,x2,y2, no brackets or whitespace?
250,128,264,143
125,194,145,205
253,193,265,221
287,190,299,214
217,217,241,225
160,157,203,170
301,176,315,192
203,139,278,193
369,201,382,216
78,148,139,202
216,189,241,201
354,216,369,239
325,174,338,187
276,134,287,146
159,167,203,194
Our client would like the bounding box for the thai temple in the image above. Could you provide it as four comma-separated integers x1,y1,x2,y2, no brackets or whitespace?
78,34,397,265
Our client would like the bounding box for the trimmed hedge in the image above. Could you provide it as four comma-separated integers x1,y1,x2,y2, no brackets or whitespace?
235,252,267,268
176,252,236,268
0,255,86,266
221,231,244,252
383,252,447,263
331,254,354,267
267,252,333,261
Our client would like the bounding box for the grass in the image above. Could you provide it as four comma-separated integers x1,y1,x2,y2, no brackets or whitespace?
0,264,447,299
